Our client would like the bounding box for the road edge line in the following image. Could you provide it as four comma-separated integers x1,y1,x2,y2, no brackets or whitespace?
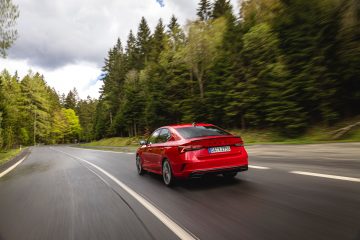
0,156,26,178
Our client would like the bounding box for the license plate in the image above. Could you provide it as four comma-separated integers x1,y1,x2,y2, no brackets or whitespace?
208,146,231,154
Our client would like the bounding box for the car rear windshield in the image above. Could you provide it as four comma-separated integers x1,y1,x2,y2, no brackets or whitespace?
176,126,231,139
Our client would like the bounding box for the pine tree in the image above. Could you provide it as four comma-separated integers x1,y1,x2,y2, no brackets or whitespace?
20,73,53,144
150,19,166,62
77,97,97,142
136,17,151,69
207,11,240,126
212,0,232,19
125,30,137,69
197,0,212,21
0,70,21,148
333,0,360,117
273,0,342,124
97,36,132,137
167,15,185,51
64,89,77,109
160,16,190,124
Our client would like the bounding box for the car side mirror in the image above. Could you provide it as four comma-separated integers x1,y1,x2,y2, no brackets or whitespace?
139,140,147,146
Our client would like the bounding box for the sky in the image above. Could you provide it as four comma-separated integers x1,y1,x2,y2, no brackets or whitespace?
0,0,239,99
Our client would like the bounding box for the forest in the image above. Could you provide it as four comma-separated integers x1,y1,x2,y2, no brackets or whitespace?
0,0,359,149
93,0,359,139
0,71,91,148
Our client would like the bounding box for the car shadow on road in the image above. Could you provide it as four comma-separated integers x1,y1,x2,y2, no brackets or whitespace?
176,175,252,191
144,172,253,192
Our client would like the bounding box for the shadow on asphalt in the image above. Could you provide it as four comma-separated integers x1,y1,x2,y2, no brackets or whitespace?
142,172,251,191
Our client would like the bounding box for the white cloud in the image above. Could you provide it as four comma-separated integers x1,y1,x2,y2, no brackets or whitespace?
2,0,241,98
0,58,101,98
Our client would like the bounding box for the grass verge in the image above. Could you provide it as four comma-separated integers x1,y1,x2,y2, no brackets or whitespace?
82,118,360,147
231,122,360,144
81,137,140,148
0,148,22,166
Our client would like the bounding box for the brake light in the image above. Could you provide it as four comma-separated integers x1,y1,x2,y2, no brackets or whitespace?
234,142,244,147
178,145,203,153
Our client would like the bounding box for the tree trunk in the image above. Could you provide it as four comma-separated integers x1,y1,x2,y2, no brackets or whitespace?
241,114,246,130
190,69,194,95
133,121,137,136
197,69,204,98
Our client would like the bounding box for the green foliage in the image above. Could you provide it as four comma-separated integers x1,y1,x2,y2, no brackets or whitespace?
212,0,232,19
0,0,19,57
82,137,140,147
185,17,226,98
64,88,79,110
92,0,359,138
77,97,97,142
19,127,29,145
0,70,83,148
62,108,81,142
0,148,21,165
136,17,151,69
0,112,3,148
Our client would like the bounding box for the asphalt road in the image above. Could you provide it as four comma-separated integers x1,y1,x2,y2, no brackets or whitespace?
0,143,359,240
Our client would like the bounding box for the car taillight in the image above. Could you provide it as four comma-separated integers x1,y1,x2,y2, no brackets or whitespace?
178,145,203,153
234,142,244,147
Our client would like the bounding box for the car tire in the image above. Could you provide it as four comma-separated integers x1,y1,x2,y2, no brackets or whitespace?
223,172,237,179
162,159,175,187
136,155,145,175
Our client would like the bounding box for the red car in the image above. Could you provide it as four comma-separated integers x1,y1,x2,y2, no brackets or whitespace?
136,123,248,186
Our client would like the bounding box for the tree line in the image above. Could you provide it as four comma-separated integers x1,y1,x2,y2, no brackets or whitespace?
0,70,87,149
93,0,359,139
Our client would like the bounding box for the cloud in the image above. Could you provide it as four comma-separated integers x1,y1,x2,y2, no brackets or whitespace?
9,0,200,70
0,58,101,99
2,0,240,98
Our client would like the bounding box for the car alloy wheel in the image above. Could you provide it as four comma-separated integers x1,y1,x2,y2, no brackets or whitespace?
136,155,145,175
162,160,174,186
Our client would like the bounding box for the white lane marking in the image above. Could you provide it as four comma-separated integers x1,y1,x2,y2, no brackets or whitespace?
290,171,360,183
249,165,270,169
52,148,197,240
126,152,135,155
68,146,129,154
320,157,359,161
0,157,26,178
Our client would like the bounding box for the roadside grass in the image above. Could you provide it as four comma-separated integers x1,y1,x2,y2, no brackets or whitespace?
81,136,141,148
232,119,360,144
0,148,22,166
82,117,360,147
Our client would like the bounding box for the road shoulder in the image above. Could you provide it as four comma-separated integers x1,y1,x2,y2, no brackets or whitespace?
0,148,31,175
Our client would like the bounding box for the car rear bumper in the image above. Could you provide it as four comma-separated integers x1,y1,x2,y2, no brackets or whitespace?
188,165,248,179
173,157,248,178
172,148,248,178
